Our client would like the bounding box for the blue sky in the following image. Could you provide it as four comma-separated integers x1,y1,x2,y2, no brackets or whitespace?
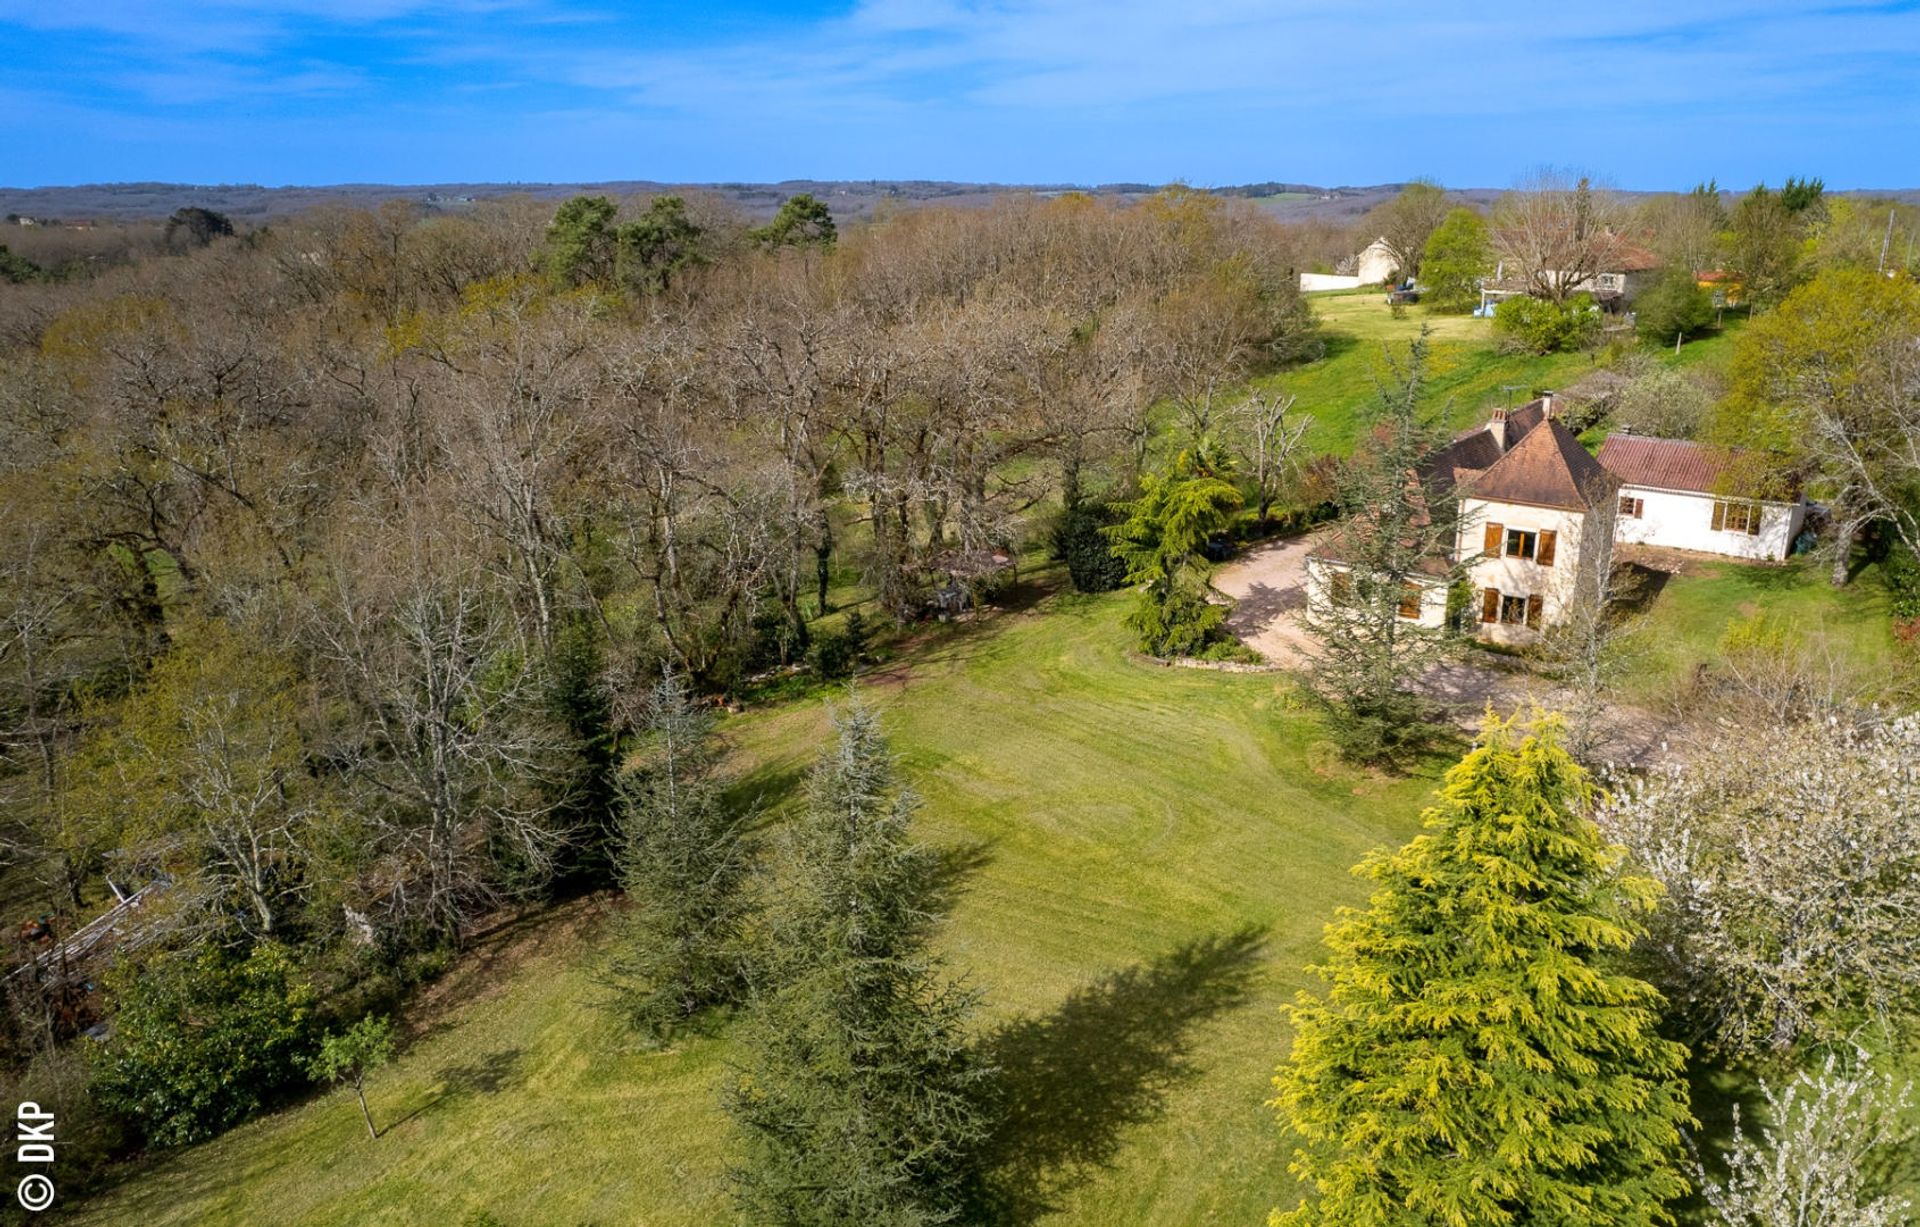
3,1,1918,189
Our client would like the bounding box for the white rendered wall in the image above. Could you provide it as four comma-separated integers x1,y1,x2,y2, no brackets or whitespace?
1355,241,1398,284
1456,497,1609,644
1303,556,1447,629
1612,486,1802,561
1300,273,1365,292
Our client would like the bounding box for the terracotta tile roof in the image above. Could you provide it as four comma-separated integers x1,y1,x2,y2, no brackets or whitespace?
1597,433,1769,497
1468,418,1619,510
1307,523,1454,577
1427,399,1546,489
1613,243,1662,273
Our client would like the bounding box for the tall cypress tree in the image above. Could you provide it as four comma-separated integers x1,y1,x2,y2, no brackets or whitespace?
1271,712,1692,1227
726,702,990,1226
609,670,756,1040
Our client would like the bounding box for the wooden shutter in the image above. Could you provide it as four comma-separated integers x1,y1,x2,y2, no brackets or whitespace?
1747,504,1762,536
1483,521,1504,556
1398,583,1420,619
1526,594,1544,628
1711,500,1725,531
1536,529,1557,567
1480,587,1499,624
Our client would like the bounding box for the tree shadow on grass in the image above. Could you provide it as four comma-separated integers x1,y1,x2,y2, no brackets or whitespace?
1675,1050,1769,1221
383,1047,526,1133
972,926,1269,1224
921,839,996,917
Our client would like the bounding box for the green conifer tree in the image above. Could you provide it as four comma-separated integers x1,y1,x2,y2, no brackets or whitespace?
609,670,757,1040
1302,335,1460,764
726,701,989,1226
1105,440,1242,657
1271,712,1692,1227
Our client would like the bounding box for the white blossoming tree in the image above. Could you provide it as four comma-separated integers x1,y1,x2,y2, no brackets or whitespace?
1597,715,1920,1054
1697,1051,1915,1227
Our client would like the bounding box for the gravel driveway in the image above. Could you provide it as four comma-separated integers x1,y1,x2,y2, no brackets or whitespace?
1210,531,1325,667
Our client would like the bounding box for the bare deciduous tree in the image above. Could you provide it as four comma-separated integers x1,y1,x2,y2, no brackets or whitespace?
1230,388,1311,529
311,521,571,947
1492,169,1633,303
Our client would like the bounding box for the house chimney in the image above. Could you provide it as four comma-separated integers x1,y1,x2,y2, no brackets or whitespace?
1488,406,1508,451
1541,391,1556,419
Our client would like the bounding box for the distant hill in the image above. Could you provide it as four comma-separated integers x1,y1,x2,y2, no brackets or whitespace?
0,179,1470,226
3,179,1914,228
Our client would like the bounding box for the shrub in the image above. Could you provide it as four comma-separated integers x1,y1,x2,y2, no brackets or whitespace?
1634,269,1715,344
1198,639,1261,663
1884,542,1920,619
1607,358,1718,438
1493,293,1601,354
807,611,869,680
1051,497,1128,593
92,943,315,1146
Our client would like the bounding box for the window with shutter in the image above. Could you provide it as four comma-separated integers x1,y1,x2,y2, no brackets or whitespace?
1397,583,1421,619
1526,594,1544,628
1480,587,1499,623
1483,521,1504,555
1536,529,1557,567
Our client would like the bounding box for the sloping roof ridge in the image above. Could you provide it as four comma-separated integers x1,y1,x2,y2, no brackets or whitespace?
1472,417,1617,509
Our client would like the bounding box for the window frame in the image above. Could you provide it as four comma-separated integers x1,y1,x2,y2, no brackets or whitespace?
1504,528,1539,560
1498,594,1530,625
1396,582,1422,620
1618,494,1644,519
1713,499,1763,535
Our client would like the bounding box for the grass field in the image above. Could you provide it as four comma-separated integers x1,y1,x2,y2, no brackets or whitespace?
1275,292,1748,456
1620,554,1905,704
69,580,1447,1227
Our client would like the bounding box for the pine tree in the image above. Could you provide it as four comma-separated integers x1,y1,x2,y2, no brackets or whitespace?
726,702,990,1226
1270,712,1692,1227
1303,334,1461,764
609,670,757,1040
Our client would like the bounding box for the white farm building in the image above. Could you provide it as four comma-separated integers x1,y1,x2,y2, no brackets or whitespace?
1596,433,1807,562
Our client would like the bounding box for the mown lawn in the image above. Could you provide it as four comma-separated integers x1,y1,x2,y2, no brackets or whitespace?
69,582,1447,1227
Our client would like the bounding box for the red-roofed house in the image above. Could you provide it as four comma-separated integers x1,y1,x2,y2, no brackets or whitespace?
1597,433,1808,561
1306,395,1621,644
